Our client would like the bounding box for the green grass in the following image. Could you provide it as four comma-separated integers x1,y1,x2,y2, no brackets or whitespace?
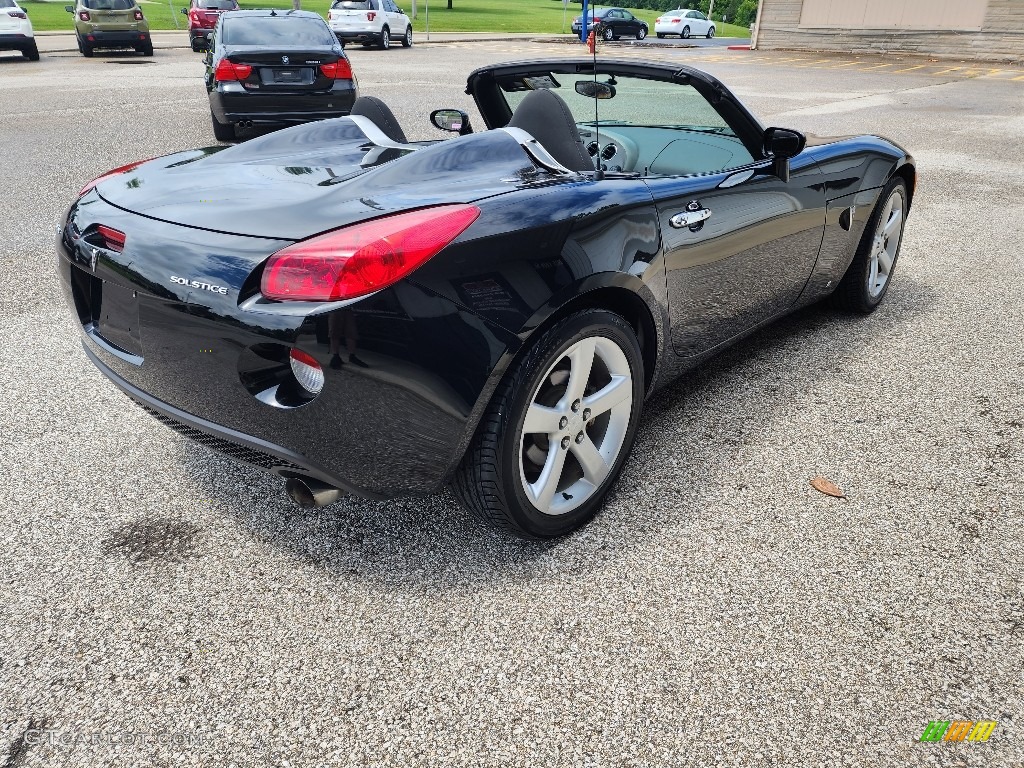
25,0,750,36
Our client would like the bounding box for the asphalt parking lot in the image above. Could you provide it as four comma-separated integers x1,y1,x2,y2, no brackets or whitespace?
1,39,1023,768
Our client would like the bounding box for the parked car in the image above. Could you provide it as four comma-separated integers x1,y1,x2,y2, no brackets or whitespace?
204,10,357,141
0,0,38,61
58,57,914,539
65,0,152,57
182,0,238,52
328,0,411,49
571,7,647,40
655,9,715,39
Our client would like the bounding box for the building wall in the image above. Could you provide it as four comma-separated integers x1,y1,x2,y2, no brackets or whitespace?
754,0,1024,62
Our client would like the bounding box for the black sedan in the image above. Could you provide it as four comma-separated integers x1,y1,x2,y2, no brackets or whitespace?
204,9,357,141
571,7,648,40
58,58,914,538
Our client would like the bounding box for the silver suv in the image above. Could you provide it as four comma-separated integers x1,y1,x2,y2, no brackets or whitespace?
327,0,411,49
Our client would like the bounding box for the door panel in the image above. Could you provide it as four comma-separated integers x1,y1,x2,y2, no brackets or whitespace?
645,156,825,357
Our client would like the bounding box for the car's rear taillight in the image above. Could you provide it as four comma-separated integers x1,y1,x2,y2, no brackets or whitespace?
319,59,352,79
215,59,252,82
96,225,126,253
655,17,661,22
366,11,375,20
261,205,480,302
79,10,90,21
672,18,681,23
133,9,144,20
78,158,151,197
288,349,325,395
8,10,27,18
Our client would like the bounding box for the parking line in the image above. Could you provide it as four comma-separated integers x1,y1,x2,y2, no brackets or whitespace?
859,63,893,70
930,66,963,76
890,65,926,73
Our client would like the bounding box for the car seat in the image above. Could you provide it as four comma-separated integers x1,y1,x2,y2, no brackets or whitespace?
507,89,593,172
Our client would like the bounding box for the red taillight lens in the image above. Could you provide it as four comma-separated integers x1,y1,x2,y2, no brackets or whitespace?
261,205,480,302
672,18,681,23
78,158,150,197
189,9,200,20
133,9,143,20
215,59,252,82
319,59,352,79
79,10,90,21
8,10,27,18
366,11,375,20
96,225,126,253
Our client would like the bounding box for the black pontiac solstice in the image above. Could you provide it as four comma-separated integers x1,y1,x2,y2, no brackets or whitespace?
58,58,915,538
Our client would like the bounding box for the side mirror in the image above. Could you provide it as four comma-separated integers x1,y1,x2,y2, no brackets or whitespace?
430,109,472,137
65,4,74,11
763,126,806,182
180,7,187,13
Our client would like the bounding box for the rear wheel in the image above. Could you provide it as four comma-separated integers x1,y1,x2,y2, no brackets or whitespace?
80,37,94,57
402,25,412,47
23,41,40,61
636,26,646,40
832,178,908,313
602,26,614,41
142,43,154,56
190,36,203,52
682,25,691,38
379,26,390,49
211,111,235,142
453,309,644,539
656,32,665,38
707,26,715,38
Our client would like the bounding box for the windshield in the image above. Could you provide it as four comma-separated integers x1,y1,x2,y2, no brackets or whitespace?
331,0,371,8
197,0,236,8
82,0,135,9
221,16,337,46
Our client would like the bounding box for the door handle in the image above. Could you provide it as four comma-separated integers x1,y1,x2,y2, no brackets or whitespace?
669,208,712,229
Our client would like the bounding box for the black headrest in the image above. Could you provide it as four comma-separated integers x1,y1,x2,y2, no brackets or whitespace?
350,96,408,144
508,89,593,173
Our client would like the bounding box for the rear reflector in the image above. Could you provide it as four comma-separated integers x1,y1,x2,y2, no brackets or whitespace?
215,59,253,82
96,225,126,253
319,59,352,79
78,158,151,197
261,205,480,302
289,349,324,395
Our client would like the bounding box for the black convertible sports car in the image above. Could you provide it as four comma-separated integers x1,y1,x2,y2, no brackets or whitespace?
58,58,915,538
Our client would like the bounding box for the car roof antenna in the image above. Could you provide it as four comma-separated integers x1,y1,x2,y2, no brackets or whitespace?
589,28,604,181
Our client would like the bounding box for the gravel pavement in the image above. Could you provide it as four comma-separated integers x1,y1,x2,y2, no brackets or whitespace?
0,42,1022,767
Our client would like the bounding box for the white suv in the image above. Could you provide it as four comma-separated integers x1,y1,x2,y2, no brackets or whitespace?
0,0,38,60
328,0,412,50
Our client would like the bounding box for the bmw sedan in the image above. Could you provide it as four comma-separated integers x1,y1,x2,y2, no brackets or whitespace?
205,9,357,141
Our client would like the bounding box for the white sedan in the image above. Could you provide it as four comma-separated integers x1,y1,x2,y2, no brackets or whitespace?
655,9,715,39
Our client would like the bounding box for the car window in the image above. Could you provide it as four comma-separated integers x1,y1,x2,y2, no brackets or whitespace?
83,0,135,8
221,16,337,46
0,0,17,8
694,12,707,20
331,0,372,8
501,75,755,176
623,12,635,20
198,0,236,8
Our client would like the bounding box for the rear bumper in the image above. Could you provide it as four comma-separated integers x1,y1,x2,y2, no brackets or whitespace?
189,28,213,40
57,198,518,498
80,29,150,47
332,29,382,44
209,82,357,124
0,33,32,49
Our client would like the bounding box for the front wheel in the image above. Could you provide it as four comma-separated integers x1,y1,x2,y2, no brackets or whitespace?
379,26,390,49
453,310,644,539
707,26,715,38
402,25,412,47
636,26,647,40
832,178,908,313
211,111,235,142
682,25,691,39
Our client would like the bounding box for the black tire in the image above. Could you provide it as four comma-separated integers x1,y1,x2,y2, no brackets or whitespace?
707,26,715,38
379,26,390,49
682,25,691,39
211,111,235,142
602,26,614,41
142,43,154,56
191,37,202,52
23,41,40,61
453,309,645,539
402,25,412,47
832,177,908,313
81,40,94,57
636,26,646,40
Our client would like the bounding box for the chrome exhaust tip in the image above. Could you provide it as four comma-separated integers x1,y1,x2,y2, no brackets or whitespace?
285,477,344,508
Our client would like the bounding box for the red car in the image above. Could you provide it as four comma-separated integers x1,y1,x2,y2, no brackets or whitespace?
181,0,237,51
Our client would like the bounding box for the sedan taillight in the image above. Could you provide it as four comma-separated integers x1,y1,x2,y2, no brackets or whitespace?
96,225,127,253
214,59,252,82
261,205,481,302
79,10,90,21
319,59,352,79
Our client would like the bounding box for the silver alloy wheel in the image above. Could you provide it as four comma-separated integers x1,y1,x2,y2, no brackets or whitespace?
518,336,634,516
867,186,906,298
380,28,389,49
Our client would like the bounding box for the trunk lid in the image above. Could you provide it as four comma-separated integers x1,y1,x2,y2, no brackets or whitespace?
222,46,343,90
94,121,540,241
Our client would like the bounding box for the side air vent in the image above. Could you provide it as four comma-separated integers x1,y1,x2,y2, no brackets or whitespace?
586,141,600,156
